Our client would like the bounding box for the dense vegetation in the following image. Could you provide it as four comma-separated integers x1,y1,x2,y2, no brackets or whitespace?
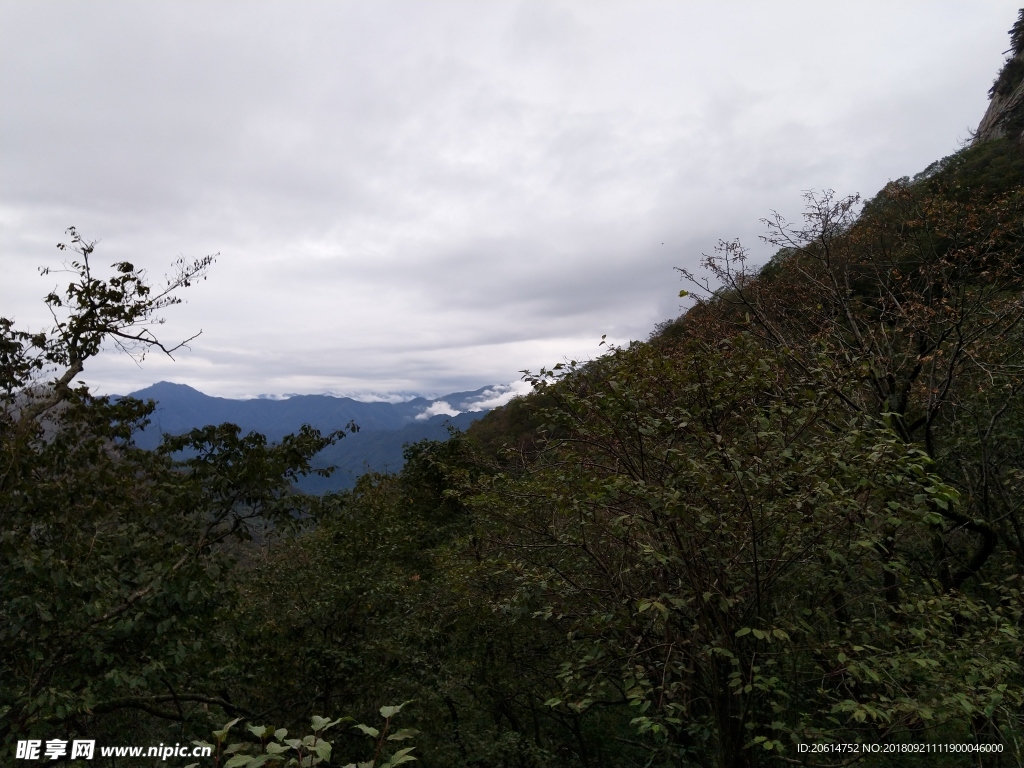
4,48,1024,768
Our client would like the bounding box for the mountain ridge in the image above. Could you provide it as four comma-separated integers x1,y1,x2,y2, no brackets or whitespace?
120,380,510,490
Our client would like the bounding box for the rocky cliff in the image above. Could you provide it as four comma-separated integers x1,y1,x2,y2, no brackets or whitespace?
974,9,1024,144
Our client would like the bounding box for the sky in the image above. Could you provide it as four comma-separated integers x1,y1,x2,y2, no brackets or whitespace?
1,1,1018,400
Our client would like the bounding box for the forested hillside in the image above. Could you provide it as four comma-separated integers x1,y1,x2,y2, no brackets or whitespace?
3,13,1024,768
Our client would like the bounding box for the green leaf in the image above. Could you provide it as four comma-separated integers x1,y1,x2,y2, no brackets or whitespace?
310,715,343,733
214,717,242,743
382,747,418,767
354,724,380,738
224,756,254,768
313,741,332,761
379,703,407,719
735,627,751,637
247,724,269,739
387,728,420,741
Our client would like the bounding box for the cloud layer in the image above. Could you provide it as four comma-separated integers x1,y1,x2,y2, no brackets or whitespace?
1,1,1015,397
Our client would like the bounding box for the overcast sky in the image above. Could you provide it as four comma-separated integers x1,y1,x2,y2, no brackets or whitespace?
1,1,1017,399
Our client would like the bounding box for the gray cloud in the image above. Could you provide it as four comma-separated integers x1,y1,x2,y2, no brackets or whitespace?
1,0,1016,397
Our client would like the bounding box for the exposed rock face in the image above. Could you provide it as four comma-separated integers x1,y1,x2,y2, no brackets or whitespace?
974,10,1024,145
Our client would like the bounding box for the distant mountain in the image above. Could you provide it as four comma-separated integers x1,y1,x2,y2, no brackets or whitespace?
298,409,484,494
121,382,502,491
